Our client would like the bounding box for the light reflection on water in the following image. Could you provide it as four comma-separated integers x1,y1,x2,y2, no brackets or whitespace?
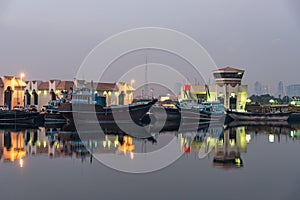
0,123,300,200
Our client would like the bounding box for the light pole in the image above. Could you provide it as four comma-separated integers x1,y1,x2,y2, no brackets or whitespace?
131,79,135,87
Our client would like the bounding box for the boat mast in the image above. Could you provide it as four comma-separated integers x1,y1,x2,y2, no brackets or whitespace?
144,55,149,98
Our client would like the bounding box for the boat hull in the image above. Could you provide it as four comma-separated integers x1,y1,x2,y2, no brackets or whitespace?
152,107,225,122
0,111,40,125
44,112,67,124
59,100,157,125
227,110,291,121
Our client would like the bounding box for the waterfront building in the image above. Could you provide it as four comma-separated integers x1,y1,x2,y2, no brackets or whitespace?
56,81,74,93
1,76,135,109
213,67,247,110
117,82,135,105
0,76,27,108
85,82,134,106
86,82,118,106
72,81,134,106
181,67,248,111
25,80,63,109
36,81,51,108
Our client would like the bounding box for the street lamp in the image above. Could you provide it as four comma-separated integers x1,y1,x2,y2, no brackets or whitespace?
20,73,25,81
131,79,135,87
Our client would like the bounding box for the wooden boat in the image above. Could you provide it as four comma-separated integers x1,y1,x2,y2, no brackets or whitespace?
201,101,226,122
44,107,66,125
227,120,290,128
59,99,158,126
40,101,67,125
227,110,291,121
0,110,40,124
149,105,181,122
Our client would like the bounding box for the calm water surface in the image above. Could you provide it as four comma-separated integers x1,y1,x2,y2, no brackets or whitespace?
1,123,300,200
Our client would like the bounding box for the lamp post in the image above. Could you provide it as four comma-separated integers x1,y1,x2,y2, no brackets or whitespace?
131,79,135,87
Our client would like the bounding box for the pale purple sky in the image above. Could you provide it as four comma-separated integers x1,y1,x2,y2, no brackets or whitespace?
0,0,300,94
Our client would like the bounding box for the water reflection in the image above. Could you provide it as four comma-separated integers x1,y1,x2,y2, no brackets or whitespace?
0,122,299,170
213,126,246,169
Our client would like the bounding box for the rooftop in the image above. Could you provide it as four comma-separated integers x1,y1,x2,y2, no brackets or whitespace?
213,66,244,73
87,82,118,91
38,82,49,90
56,81,74,90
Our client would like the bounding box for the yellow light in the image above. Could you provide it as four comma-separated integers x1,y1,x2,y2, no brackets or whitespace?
43,141,47,148
230,139,235,146
235,158,241,166
19,159,24,168
20,73,25,79
114,141,118,147
108,91,112,96
37,140,41,147
290,130,295,137
269,134,275,143
130,152,134,160
246,134,251,143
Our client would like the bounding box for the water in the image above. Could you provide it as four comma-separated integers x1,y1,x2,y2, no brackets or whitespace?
1,123,300,200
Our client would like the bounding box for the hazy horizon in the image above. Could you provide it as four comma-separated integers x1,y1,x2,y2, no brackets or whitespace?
1,0,300,95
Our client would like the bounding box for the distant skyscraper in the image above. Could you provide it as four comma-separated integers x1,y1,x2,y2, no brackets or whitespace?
277,81,284,97
286,84,300,97
262,85,269,95
254,81,262,95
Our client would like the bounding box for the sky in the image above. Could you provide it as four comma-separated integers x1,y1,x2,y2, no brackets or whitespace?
0,0,300,94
